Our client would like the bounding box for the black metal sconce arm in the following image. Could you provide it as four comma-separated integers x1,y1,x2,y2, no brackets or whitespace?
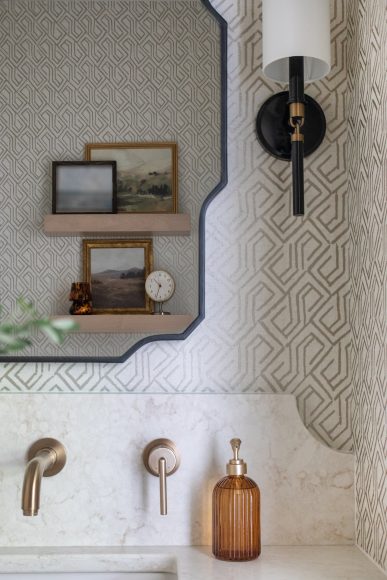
289,56,305,216
256,57,326,217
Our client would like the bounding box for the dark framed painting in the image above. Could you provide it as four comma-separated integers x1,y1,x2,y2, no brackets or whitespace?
84,143,178,213
83,239,153,314
52,161,117,214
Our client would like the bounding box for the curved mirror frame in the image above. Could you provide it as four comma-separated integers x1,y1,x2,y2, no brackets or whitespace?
0,0,227,363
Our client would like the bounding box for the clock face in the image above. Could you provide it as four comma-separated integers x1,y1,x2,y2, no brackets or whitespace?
145,270,175,303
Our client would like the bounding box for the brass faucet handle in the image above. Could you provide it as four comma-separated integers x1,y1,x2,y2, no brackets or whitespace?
143,438,180,477
159,457,167,515
143,438,180,516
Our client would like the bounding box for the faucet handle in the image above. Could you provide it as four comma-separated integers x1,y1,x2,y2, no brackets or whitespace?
158,457,167,515
143,438,180,516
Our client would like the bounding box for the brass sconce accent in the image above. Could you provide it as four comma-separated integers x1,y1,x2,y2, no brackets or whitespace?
22,437,66,516
143,438,180,516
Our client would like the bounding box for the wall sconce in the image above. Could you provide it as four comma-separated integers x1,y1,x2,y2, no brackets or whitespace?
256,0,331,216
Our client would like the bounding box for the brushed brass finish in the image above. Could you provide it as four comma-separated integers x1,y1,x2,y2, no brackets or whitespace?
26,438,67,476
289,101,305,144
227,438,247,476
143,438,180,516
290,113,305,143
289,102,305,118
22,438,66,516
289,116,305,128
231,437,241,458
159,457,167,515
143,438,180,477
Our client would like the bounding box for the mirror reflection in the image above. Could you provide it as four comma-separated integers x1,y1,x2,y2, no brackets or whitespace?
0,0,225,361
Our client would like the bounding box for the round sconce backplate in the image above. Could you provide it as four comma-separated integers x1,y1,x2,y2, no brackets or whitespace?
256,91,326,161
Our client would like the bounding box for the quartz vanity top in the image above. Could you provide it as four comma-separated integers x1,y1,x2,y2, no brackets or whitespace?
0,546,384,580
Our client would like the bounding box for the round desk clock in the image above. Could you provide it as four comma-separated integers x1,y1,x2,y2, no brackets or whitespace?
145,270,175,315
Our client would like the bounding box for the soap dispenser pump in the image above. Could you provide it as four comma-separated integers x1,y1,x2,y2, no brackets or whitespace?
212,438,261,561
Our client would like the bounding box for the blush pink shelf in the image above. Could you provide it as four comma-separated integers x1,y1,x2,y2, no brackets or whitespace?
57,314,195,334
44,214,191,236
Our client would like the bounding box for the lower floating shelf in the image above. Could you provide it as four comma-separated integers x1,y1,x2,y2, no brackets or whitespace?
57,314,195,334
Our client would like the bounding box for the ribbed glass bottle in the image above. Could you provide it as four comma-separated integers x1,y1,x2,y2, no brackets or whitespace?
212,474,261,561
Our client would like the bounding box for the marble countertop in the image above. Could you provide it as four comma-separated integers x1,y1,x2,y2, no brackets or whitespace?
0,546,385,579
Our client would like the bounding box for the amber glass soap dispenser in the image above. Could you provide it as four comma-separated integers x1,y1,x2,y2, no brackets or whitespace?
212,438,260,561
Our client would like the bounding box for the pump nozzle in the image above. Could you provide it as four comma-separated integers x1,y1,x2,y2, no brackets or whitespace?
227,438,247,475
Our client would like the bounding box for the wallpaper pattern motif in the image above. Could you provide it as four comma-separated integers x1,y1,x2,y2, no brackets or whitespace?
0,1,352,452
347,0,387,571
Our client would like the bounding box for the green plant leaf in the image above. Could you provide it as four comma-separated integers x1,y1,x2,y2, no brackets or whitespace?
16,298,37,317
0,338,32,353
40,325,64,345
0,332,24,345
50,318,79,331
0,299,77,354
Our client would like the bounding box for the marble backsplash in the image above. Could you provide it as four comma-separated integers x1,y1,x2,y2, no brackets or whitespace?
0,394,354,546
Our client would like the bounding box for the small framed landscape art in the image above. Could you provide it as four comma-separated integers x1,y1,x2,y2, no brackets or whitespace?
84,142,178,213
83,239,153,314
52,161,117,214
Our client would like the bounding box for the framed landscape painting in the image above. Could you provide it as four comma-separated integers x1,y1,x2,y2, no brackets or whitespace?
85,143,178,213
83,239,153,314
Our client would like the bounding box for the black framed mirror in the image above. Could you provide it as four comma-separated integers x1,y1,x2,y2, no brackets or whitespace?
0,0,227,363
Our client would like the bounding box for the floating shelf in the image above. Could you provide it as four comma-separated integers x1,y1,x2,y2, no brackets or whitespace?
44,213,191,236
57,314,195,334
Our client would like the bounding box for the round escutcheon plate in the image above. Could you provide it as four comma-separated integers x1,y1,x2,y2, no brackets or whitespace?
26,437,67,477
256,91,326,161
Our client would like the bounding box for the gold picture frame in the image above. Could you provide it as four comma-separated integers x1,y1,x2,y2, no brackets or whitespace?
85,142,178,214
83,239,153,314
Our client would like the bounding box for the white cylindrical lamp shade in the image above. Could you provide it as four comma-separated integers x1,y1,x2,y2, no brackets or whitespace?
262,0,331,83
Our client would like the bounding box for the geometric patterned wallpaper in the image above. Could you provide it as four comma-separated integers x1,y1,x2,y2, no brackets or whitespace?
0,1,352,452
347,0,387,572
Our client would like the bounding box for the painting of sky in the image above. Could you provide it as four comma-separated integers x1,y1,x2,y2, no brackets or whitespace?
56,165,114,212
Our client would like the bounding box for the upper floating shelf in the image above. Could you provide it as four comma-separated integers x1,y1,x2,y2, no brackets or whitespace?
43,214,191,236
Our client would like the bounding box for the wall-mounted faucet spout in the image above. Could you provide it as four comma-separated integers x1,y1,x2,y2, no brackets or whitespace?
21,438,66,517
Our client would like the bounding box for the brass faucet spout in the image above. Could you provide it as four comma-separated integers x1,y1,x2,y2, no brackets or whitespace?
22,449,55,516
21,438,67,517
